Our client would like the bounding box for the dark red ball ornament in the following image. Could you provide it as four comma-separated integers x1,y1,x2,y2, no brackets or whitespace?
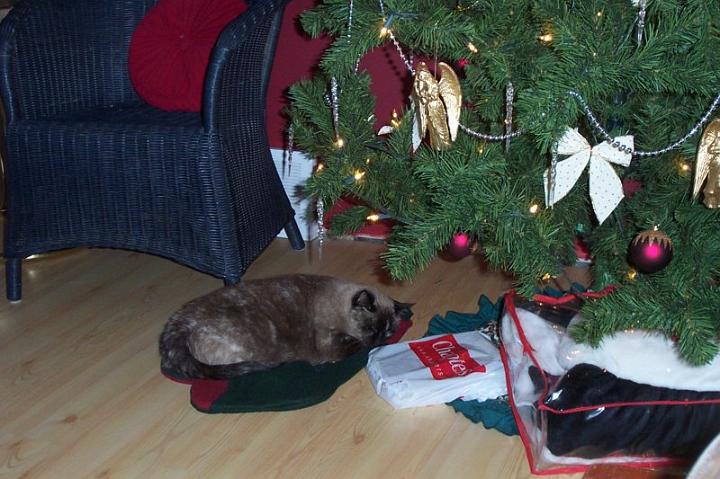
628,228,673,274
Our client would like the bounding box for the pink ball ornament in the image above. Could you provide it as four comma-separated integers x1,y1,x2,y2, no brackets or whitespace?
446,232,476,260
628,228,673,274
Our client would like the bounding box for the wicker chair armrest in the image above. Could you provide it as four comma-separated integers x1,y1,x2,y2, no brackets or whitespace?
202,0,290,132
0,5,19,122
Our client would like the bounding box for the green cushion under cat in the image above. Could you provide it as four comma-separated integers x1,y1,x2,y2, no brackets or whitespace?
162,352,382,412
196,350,371,413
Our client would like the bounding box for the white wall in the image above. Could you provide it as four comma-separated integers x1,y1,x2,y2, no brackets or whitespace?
270,149,318,241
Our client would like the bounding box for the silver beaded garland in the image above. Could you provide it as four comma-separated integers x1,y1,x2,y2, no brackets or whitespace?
459,123,524,141
387,29,415,74
569,90,720,157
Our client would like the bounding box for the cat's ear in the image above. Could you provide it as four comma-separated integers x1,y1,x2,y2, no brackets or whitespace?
393,300,414,320
352,289,376,312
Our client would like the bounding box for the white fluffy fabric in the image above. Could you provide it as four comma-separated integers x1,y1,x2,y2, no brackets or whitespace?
500,308,568,406
501,308,567,376
503,307,720,392
559,319,720,392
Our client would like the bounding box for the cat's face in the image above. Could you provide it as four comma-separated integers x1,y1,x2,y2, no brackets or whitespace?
345,289,412,348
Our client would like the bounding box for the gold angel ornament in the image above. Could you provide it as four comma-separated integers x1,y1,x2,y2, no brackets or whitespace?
694,118,720,208
412,62,462,151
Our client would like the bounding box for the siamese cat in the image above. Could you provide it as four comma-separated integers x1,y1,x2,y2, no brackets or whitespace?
159,274,412,379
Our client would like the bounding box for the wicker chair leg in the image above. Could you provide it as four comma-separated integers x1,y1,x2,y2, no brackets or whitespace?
284,219,305,250
6,258,22,301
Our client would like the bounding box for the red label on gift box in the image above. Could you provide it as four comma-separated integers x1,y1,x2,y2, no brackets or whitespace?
409,334,486,380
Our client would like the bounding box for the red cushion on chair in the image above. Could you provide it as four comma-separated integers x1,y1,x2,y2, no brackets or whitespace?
129,0,247,112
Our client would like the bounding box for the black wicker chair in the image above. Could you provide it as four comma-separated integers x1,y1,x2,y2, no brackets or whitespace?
0,0,304,301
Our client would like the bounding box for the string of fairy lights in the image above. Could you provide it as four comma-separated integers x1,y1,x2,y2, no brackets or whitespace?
296,0,720,239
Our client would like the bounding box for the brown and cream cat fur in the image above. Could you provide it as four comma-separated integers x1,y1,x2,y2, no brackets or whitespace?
159,274,411,379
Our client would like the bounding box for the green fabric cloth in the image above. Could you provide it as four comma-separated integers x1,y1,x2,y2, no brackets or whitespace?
201,350,372,413
447,398,518,436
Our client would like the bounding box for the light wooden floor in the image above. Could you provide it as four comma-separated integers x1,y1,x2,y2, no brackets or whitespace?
0,238,583,479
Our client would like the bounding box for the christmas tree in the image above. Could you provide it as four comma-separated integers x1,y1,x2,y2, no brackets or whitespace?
288,0,720,365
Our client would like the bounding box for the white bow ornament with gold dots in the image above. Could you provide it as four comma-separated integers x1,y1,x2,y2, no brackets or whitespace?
544,128,634,224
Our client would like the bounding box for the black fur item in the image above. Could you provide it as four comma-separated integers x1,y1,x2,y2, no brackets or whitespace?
544,363,720,459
